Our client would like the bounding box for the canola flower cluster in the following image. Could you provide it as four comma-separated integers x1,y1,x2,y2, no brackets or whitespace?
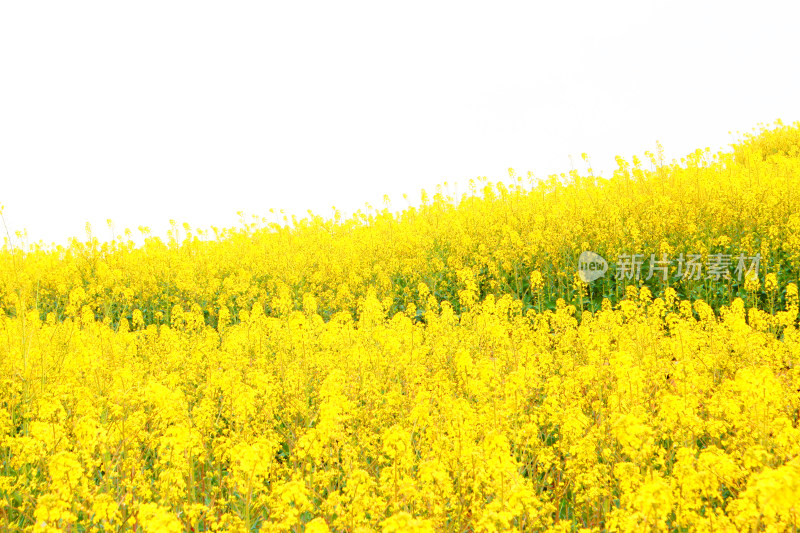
0,121,799,531
2,121,800,328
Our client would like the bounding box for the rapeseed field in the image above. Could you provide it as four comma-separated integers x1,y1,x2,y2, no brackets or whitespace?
1,121,799,531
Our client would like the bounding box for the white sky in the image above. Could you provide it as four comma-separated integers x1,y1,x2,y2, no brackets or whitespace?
1,1,799,247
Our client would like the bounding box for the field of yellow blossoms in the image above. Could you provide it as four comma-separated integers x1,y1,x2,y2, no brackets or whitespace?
2,121,800,531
